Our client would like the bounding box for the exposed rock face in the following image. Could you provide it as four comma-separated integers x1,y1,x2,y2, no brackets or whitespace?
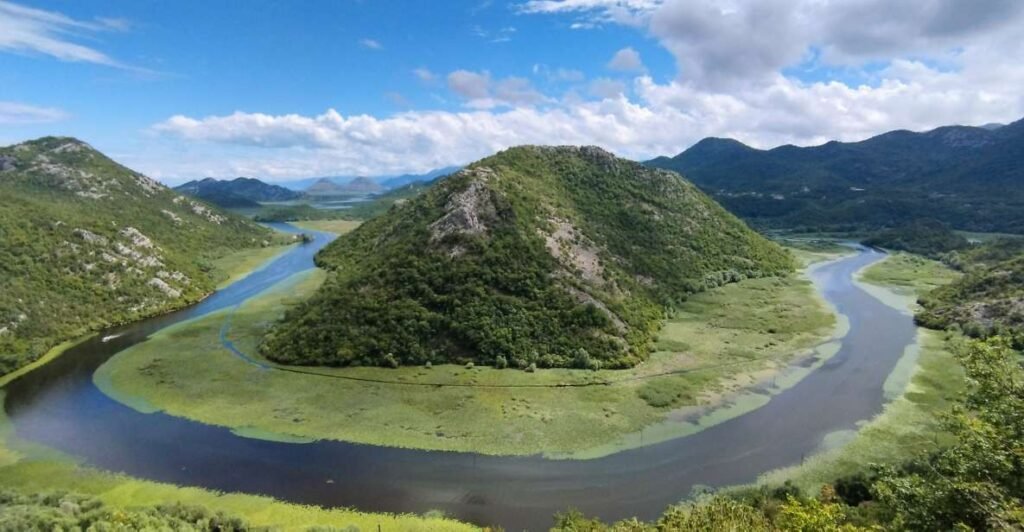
161,209,183,224
429,177,497,244
120,227,154,249
73,228,108,245
543,219,605,285
186,200,226,224
147,277,182,299
0,155,15,172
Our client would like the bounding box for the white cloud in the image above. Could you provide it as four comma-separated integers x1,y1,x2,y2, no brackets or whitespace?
588,78,627,99
0,0,130,67
447,70,492,100
446,70,548,109
150,59,1022,179
413,67,437,83
533,64,586,83
607,47,644,72
0,101,68,124
146,0,1024,179
359,38,382,50
519,0,660,26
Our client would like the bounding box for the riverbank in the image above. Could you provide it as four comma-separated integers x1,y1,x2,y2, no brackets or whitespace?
0,228,477,531
751,252,965,492
0,391,477,531
95,247,839,457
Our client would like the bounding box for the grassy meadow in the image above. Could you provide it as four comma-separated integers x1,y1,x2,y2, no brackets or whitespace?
290,219,362,235
96,248,838,457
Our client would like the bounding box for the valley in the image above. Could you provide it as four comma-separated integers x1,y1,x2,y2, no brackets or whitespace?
1,133,1020,530
2,225,915,530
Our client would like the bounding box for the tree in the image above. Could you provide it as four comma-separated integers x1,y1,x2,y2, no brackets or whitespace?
872,337,1024,530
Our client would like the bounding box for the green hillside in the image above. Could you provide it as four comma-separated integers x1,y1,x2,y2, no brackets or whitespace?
862,219,970,258
0,137,274,374
918,238,1024,346
261,145,792,369
648,118,1024,233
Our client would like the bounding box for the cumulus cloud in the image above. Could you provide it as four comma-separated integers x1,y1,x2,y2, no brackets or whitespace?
0,0,130,67
588,78,627,99
0,101,68,124
151,58,1022,179
607,47,644,72
147,0,1024,179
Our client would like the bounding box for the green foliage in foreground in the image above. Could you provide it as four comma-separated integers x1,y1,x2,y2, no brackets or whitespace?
0,137,273,376
862,219,970,258
0,490,248,531
917,238,1024,347
554,337,1024,531
262,146,793,369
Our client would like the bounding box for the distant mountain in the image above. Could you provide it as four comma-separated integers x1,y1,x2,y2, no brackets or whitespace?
303,176,383,196
260,145,792,369
379,166,461,189
343,176,384,194
647,117,1024,233
174,177,302,207
270,166,460,192
0,137,273,375
303,177,349,196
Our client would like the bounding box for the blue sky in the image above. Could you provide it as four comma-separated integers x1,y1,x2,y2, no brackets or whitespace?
2,0,1022,182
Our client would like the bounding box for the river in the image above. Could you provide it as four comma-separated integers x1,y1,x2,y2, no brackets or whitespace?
2,228,913,531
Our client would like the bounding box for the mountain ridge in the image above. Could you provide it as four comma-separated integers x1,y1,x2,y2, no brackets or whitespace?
174,176,303,207
647,117,1024,232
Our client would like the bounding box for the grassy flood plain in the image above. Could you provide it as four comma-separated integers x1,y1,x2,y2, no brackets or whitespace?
748,252,966,493
290,219,362,235
96,248,839,458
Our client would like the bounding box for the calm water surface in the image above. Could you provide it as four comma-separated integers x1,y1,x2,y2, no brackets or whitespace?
3,235,913,531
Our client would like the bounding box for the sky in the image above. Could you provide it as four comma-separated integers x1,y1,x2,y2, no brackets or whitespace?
1,0,1023,183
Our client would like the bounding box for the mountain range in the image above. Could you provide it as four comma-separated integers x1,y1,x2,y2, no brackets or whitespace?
269,166,460,192
648,117,1024,233
303,176,383,196
174,177,303,207
260,146,792,369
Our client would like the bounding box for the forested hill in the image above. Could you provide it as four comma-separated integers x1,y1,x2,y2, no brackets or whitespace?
174,177,302,207
918,237,1024,347
647,118,1024,233
261,145,792,370
0,137,273,374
